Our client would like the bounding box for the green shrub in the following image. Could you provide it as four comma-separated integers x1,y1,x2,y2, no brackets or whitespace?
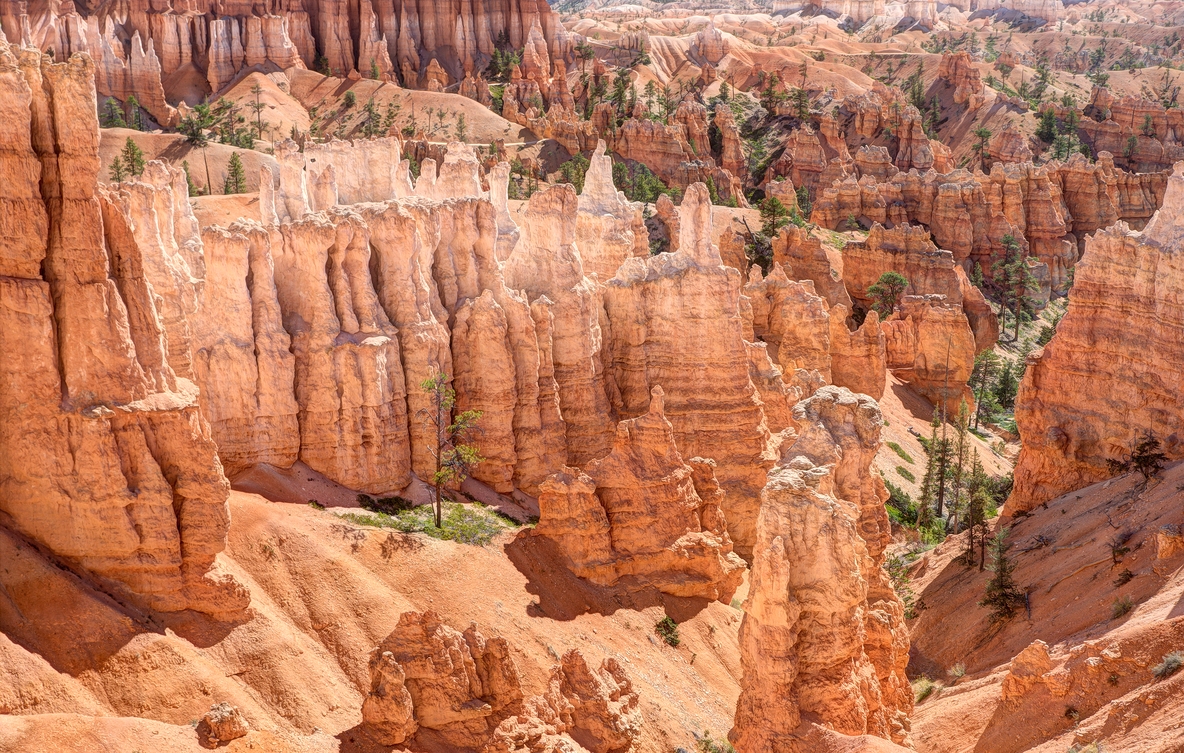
896,466,916,483
913,676,937,702
1111,595,1134,619
1151,651,1183,679
887,441,915,464
336,501,509,546
884,478,918,526
696,731,736,753
655,616,680,647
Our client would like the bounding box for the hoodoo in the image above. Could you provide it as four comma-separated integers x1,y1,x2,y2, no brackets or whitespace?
3,1,1184,751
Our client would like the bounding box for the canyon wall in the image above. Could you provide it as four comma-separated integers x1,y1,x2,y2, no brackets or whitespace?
1008,164,1184,514
1,0,569,126
0,43,247,617
534,386,745,601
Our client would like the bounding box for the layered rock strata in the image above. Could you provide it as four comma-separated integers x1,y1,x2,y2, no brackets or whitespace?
881,295,977,412
842,223,999,352
601,184,778,557
535,386,745,601
574,141,646,281
732,387,912,752
4,0,569,126
1009,166,1184,514
0,44,247,617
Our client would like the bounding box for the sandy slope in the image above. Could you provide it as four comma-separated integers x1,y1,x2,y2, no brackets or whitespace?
909,461,1184,753
0,491,746,752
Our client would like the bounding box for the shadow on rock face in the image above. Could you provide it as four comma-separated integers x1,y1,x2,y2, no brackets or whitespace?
503,529,713,624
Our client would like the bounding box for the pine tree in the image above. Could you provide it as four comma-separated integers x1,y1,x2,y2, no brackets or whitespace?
918,413,944,531
972,127,992,170
948,401,972,534
791,87,810,119
101,98,127,128
980,527,1025,622
108,154,127,182
361,98,381,138
962,452,991,569
248,83,267,138
223,152,246,194
1035,108,1057,143
1108,430,1169,481
993,234,1038,342
121,137,146,176
867,271,909,317
182,160,198,196
993,359,1019,410
970,351,1001,429
419,373,484,528
126,94,143,130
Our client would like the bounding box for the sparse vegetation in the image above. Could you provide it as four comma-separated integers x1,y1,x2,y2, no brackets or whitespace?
887,441,915,464
336,500,510,546
1108,430,1168,481
913,676,937,702
868,271,909,317
1151,651,1183,679
419,373,484,529
1111,595,1134,619
886,552,919,619
655,616,680,647
223,152,246,194
980,527,1026,622
695,731,735,753
357,494,416,514
897,465,916,483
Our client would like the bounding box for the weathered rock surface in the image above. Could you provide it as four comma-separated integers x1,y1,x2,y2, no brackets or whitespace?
841,223,998,352
197,146,573,496
193,221,301,475
197,703,249,749
881,295,977,412
732,387,912,752
491,649,642,753
988,121,1034,164
362,611,522,746
744,265,832,384
829,308,887,401
1009,165,1184,514
7,0,566,124
938,52,985,111
535,386,745,601
505,184,615,468
0,44,247,618
575,141,645,281
602,184,777,557
772,226,852,310
362,612,641,752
